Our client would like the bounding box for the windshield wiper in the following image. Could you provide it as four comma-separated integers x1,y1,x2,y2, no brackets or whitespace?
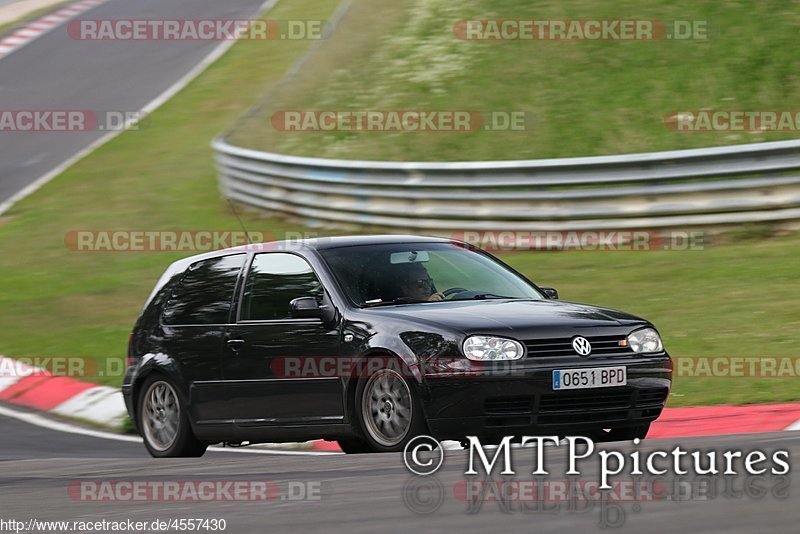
365,294,518,306
449,293,516,301
364,297,430,307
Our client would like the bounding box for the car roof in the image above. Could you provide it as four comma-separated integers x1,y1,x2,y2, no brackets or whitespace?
173,234,457,266
299,234,454,250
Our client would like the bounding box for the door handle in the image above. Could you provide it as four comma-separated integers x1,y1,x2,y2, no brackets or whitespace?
226,339,245,351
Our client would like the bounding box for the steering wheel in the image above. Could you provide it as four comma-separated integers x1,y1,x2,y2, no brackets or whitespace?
442,287,469,299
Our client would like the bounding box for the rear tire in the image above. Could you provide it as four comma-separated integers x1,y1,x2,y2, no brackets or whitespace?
137,374,207,458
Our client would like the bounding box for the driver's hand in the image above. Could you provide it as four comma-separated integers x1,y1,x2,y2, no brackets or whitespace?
428,292,444,301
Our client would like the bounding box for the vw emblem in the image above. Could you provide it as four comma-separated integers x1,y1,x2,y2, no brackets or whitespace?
572,336,592,356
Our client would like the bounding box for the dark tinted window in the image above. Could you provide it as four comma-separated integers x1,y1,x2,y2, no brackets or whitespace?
319,243,542,306
163,254,245,325
241,253,322,321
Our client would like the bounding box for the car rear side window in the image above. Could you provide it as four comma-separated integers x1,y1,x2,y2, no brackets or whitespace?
162,254,245,325
240,253,322,321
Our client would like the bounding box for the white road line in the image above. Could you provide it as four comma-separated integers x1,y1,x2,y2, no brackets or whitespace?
785,418,800,431
0,404,339,455
0,0,278,217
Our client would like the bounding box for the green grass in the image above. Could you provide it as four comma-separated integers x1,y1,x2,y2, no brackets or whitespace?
229,0,800,161
0,0,798,408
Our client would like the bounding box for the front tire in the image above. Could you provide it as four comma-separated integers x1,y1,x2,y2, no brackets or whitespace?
336,437,373,454
352,364,427,453
137,375,207,458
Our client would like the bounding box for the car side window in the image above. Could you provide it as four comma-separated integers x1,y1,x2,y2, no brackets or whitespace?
241,253,322,321
162,254,245,325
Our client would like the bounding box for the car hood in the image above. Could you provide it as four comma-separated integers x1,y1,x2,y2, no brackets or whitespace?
364,299,649,338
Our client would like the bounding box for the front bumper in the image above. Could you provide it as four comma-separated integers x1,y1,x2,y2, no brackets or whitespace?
421,354,671,440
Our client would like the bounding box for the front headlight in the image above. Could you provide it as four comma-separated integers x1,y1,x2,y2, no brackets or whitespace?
462,336,524,361
627,328,663,353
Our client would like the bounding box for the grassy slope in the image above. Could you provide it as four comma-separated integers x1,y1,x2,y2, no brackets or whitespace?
230,0,800,161
0,0,797,407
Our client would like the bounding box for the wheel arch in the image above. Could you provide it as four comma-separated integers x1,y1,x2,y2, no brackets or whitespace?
129,357,190,432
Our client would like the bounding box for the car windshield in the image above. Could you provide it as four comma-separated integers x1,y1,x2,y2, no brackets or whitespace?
319,242,543,307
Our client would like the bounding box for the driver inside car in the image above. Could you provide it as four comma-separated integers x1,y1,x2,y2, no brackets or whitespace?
394,262,444,302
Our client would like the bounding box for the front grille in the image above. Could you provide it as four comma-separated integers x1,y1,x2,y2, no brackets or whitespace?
539,410,631,425
539,389,632,413
635,387,669,407
482,387,668,427
537,388,632,424
525,335,632,357
485,396,533,415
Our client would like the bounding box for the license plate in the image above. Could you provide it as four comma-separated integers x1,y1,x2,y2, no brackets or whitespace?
552,366,626,390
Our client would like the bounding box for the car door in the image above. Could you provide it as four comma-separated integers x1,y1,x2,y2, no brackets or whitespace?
222,252,344,426
159,253,247,424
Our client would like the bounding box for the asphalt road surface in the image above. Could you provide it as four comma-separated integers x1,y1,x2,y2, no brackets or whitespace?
0,0,267,207
0,408,332,460
0,406,796,533
0,410,144,459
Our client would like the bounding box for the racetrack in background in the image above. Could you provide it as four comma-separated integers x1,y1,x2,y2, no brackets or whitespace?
0,0,268,211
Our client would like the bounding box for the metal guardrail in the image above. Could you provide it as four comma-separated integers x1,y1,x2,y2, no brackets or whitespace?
213,138,800,231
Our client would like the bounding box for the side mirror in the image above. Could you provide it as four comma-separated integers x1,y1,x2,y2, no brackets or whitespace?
289,297,322,319
541,287,559,300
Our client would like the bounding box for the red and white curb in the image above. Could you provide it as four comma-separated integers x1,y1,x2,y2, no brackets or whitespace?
2,356,799,451
0,356,125,427
649,403,800,438
0,0,105,59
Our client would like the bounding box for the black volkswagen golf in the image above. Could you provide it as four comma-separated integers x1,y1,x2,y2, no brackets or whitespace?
122,235,672,456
